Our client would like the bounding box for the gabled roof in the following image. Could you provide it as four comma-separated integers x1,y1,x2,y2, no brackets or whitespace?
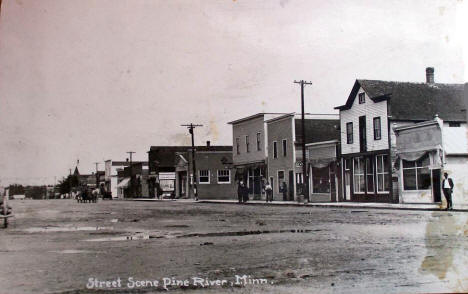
335,79,466,122
294,119,340,144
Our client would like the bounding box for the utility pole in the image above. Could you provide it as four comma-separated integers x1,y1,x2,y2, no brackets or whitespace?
126,151,135,198
94,162,100,190
181,123,203,200
294,80,313,202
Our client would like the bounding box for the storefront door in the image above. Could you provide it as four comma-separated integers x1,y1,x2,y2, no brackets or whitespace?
344,159,351,200
179,172,187,197
432,169,441,202
288,170,294,201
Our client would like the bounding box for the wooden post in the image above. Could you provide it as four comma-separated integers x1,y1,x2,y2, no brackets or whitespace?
3,193,8,228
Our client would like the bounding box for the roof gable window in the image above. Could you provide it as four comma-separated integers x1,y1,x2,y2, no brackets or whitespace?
358,93,365,104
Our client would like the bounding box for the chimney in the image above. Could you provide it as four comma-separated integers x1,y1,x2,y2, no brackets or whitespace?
426,67,434,83
206,141,211,147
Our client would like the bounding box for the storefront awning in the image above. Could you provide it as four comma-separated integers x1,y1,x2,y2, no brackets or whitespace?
309,157,336,168
396,145,443,162
117,178,130,188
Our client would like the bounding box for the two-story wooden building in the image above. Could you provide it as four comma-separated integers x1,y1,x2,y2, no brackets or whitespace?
335,67,466,204
266,113,340,202
228,113,287,199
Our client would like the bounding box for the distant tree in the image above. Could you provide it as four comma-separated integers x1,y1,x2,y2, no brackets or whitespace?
70,174,80,188
58,177,70,195
8,184,25,195
25,186,47,200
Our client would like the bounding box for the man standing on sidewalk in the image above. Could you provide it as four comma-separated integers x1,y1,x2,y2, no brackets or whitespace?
442,172,454,210
237,181,244,204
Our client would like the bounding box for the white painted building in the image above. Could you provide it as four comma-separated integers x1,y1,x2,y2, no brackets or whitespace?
335,67,467,205
394,117,468,207
104,160,148,199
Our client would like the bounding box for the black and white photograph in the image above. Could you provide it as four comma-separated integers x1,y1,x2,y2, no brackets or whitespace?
0,0,467,293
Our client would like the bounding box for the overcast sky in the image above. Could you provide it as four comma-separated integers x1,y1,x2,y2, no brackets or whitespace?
0,0,466,185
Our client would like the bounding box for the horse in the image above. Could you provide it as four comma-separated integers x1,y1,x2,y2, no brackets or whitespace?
91,188,99,203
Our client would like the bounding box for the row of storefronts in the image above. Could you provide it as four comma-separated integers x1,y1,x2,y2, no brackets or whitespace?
228,68,467,206
103,68,466,207
147,144,235,200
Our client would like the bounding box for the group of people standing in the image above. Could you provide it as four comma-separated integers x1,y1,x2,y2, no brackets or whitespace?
237,179,288,203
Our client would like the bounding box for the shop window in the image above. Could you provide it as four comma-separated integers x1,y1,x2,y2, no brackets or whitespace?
402,154,431,190
296,173,303,184
217,170,230,184
277,171,285,193
296,172,304,195
366,158,374,193
199,170,210,184
312,166,330,193
376,155,390,192
353,157,365,193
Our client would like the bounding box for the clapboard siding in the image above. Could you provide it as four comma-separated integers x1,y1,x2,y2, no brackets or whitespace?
308,144,336,159
340,87,389,154
267,116,295,198
443,122,468,154
232,116,267,165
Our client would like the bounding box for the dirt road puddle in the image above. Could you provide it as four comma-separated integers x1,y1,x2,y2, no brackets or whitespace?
50,249,96,254
23,226,113,233
181,229,323,238
83,228,324,242
84,233,151,242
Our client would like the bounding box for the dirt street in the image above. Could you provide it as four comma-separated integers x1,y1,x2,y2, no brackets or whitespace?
0,200,467,294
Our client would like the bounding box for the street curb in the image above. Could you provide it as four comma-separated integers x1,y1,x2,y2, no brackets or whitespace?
196,200,468,212
122,198,468,212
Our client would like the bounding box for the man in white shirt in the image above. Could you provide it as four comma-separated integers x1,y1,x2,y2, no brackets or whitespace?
442,172,454,210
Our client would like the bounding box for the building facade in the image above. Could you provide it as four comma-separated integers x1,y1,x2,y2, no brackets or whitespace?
228,113,286,199
266,113,340,202
335,67,467,204
148,144,235,199
104,160,148,199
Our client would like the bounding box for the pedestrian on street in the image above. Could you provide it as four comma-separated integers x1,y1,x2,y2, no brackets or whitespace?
265,181,273,202
281,182,288,201
237,181,244,204
442,172,454,210
155,182,163,199
242,182,250,203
